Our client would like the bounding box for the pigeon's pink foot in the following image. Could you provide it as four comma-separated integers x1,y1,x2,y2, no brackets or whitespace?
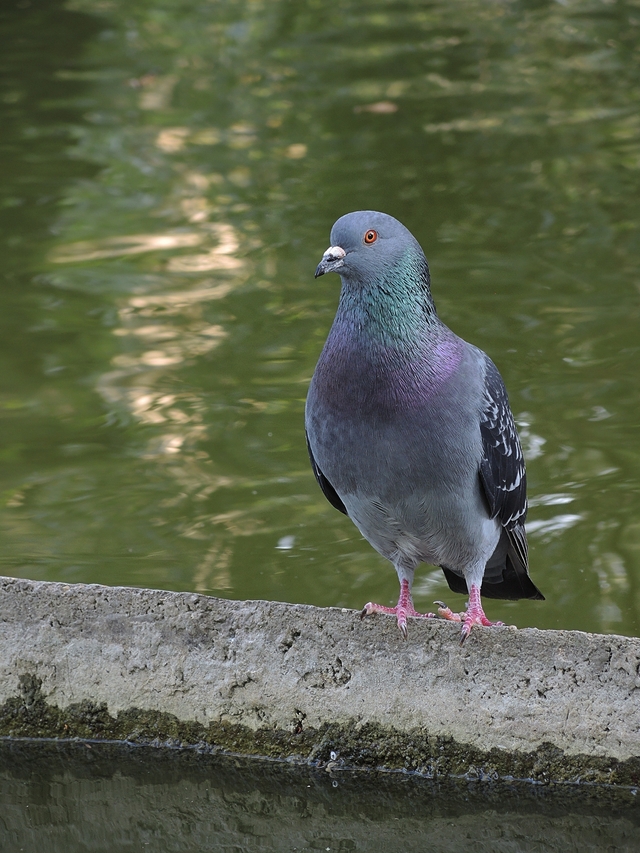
361,579,436,639
435,584,504,644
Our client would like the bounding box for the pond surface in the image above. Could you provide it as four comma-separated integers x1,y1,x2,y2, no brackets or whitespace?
1,0,640,635
1,741,639,853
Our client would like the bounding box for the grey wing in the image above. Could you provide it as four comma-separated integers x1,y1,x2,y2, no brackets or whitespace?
478,357,528,569
306,431,348,516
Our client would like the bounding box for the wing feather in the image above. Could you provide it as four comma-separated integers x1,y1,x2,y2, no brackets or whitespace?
478,358,528,567
306,431,348,516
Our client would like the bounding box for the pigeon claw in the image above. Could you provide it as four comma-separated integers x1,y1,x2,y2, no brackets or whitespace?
434,601,463,623
459,612,505,645
398,613,408,641
360,602,376,620
437,585,505,643
360,600,410,637
360,581,435,638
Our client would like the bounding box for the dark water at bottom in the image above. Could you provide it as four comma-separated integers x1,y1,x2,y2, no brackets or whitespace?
0,741,638,853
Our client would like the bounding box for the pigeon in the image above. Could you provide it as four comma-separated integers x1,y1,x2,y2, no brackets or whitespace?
305,211,544,641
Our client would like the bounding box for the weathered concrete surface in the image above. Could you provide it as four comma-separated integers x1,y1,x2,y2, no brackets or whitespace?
1,576,639,784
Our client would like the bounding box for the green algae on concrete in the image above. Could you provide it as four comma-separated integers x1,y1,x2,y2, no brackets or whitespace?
2,673,639,787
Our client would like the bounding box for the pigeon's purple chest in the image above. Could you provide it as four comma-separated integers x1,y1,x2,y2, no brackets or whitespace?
306,328,476,493
309,330,465,421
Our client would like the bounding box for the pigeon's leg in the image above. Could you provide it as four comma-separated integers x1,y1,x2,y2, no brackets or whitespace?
436,584,504,643
361,578,436,639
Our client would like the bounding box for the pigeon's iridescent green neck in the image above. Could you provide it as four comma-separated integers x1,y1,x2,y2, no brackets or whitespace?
335,247,438,349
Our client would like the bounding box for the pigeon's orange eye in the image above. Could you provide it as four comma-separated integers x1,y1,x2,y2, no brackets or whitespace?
364,229,378,244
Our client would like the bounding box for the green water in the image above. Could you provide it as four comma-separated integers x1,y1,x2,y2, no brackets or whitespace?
1,0,640,636
1,741,639,853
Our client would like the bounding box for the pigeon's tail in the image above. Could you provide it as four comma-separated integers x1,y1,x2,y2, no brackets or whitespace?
441,530,545,602
441,560,544,601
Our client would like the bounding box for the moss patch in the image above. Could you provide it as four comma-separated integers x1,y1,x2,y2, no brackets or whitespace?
2,674,639,787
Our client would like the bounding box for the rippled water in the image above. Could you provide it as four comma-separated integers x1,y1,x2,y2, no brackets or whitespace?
1,0,640,635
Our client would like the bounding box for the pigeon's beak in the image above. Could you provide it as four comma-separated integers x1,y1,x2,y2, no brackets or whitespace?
315,245,346,278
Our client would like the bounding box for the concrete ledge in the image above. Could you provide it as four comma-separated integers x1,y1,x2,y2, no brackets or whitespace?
1,576,639,785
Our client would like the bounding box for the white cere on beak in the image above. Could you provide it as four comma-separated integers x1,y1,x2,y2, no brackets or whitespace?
322,246,346,262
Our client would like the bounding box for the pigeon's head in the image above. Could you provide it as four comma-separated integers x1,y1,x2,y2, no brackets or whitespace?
314,211,428,287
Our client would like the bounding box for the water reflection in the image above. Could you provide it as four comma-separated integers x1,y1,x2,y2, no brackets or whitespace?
0,0,639,633
50,231,205,263
1,742,639,853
